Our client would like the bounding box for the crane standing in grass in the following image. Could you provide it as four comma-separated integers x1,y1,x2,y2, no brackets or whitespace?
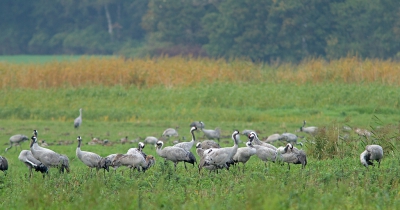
5,134,29,152
76,136,102,176
74,108,83,129
360,145,383,168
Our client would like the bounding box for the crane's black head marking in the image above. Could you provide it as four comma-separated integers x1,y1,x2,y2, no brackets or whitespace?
77,136,82,141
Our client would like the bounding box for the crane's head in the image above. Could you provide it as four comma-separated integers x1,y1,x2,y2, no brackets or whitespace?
77,136,82,141
249,131,258,139
190,126,197,132
33,130,38,136
248,133,255,142
155,141,163,148
138,142,145,150
196,142,201,148
246,141,253,147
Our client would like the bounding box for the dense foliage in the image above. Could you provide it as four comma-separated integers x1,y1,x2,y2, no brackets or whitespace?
1,0,400,62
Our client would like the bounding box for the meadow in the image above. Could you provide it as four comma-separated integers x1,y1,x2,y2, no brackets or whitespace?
0,56,399,209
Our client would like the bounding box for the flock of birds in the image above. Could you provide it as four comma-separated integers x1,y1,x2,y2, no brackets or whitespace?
0,109,384,177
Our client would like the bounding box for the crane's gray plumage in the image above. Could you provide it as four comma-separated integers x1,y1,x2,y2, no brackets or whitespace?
354,128,372,138
99,154,118,174
299,120,318,136
278,133,303,146
249,132,277,151
190,121,205,129
233,141,256,172
74,108,82,129
162,127,179,138
242,129,256,137
277,143,307,170
265,133,281,143
76,136,102,174
30,135,70,173
360,145,383,168
127,142,147,158
155,141,195,171
0,156,8,175
144,136,158,146
5,134,29,152
18,150,48,177
199,140,220,150
248,133,277,167
174,126,197,151
112,154,156,176
200,122,221,142
201,130,240,170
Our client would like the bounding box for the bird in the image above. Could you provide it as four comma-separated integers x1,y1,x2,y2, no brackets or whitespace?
74,108,83,129
127,142,147,158
5,134,29,152
198,140,221,150
162,127,179,138
190,121,205,129
144,136,158,146
98,154,120,175
299,120,318,136
354,128,372,138
265,133,281,143
278,133,303,146
249,132,277,151
360,145,383,168
197,144,219,174
18,150,48,178
155,141,196,171
40,140,49,147
277,143,307,170
173,126,197,151
248,133,277,167
0,156,8,176
112,154,156,177
242,129,256,137
201,130,240,170
120,136,128,144
76,136,103,175
232,141,256,172
199,122,221,142
30,135,70,173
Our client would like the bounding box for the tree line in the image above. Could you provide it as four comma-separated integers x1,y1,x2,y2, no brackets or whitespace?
1,0,399,62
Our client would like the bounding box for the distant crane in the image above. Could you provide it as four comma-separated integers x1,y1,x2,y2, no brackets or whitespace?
74,108,83,129
5,134,29,152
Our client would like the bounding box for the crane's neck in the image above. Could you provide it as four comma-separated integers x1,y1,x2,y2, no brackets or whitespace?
77,140,82,148
191,129,196,142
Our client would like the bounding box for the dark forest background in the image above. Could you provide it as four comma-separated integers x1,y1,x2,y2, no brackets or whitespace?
1,0,399,62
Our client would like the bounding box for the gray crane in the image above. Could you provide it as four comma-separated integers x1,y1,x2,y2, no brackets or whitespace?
0,156,8,176
127,142,147,158
277,143,307,170
201,130,240,170
30,135,70,173
162,127,179,138
360,144,383,168
233,141,256,172
199,122,221,142
144,136,158,146
198,140,220,150
278,133,303,147
173,126,197,151
249,132,277,151
18,150,48,178
76,136,102,175
197,144,219,174
299,120,318,136
155,141,196,171
248,133,277,167
190,121,205,129
74,108,83,129
5,134,29,152
265,133,281,143
112,154,156,177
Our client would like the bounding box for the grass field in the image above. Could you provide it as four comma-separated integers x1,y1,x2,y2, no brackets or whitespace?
0,55,399,209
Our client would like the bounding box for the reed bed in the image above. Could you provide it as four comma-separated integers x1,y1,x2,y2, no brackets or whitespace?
1,56,399,89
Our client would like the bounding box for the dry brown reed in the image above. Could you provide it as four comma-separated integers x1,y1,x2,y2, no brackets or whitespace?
1,56,399,89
